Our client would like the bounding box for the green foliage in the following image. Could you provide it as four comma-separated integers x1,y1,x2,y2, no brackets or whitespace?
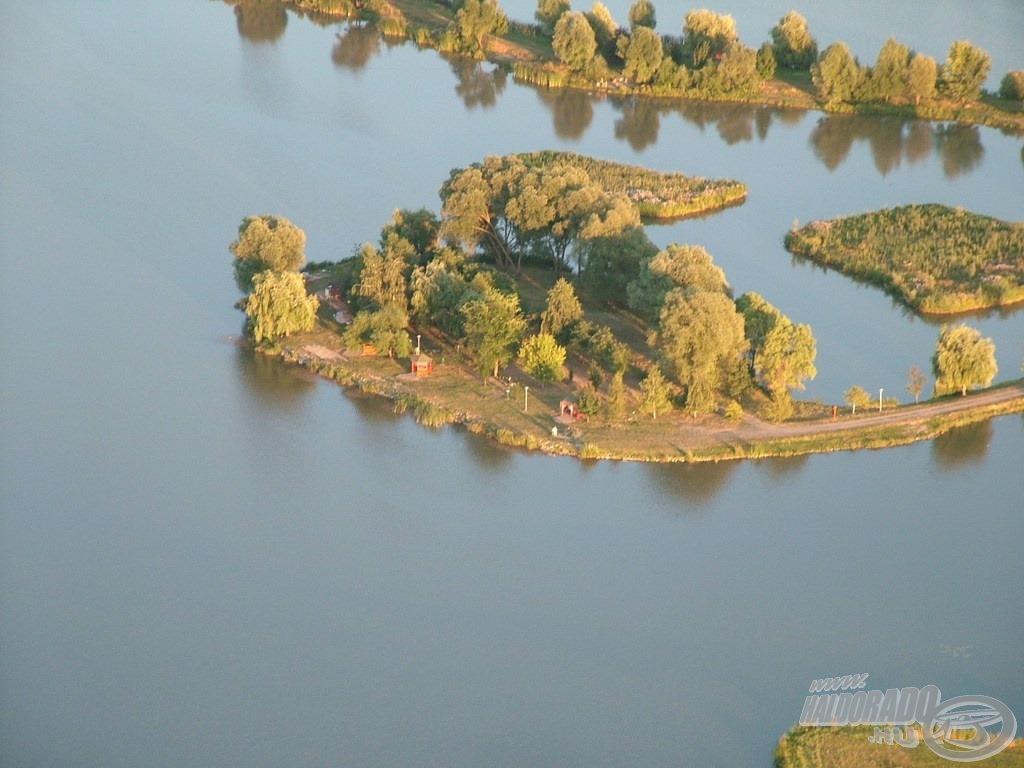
515,151,746,220
605,370,628,420
650,289,748,414
244,270,319,344
844,385,871,414
343,304,412,358
553,12,598,73
638,364,672,419
859,37,911,103
785,204,1024,314
737,292,817,400
409,251,482,335
811,42,865,105
534,0,569,35
540,278,584,340
231,214,307,292
932,324,997,396
627,243,730,321
906,365,927,403
585,2,619,53
755,43,776,81
940,40,991,103
519,333,567,381
379,208,441,264
450,0,508,56
572,322,631,373
627,0,656,31
770,11,817,70
578,226,658,306
352,236,410,311
461,286,527,377
906,53,938,104
575,383,602,417
681,9,737,68
723,400,743,421
621,26,663,85
999,70,1024,101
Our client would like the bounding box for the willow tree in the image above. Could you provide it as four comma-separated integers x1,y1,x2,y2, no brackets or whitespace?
812,42,864,105
939,40,991,103
650,289,748,415
932,324,997,396
553,12,599,73
244,270,319,345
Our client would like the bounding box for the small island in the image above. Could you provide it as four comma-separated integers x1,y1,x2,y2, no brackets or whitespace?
229,153,1024,463
785,204,1024,314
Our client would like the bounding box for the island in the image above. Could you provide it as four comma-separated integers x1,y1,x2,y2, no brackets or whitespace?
238,0,1024,132
785,204,1024,314
228,151,1024,463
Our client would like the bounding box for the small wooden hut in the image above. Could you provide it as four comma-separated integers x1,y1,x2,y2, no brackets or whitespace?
410,352,434,377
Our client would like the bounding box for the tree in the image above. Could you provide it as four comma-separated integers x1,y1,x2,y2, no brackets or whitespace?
711,44,760,95
627,0,656,31
812,42,864,105
939,41,990,103
519,333,567,381
770,11,817,70
681,9,737,68
378,208,441,265
605,370,627,421
575,384,601,418
440,155,527,270
756,317,817,399
343,304,412,358
932,324,997,396
578,226,657,306
451,0,509,57
540,278,584,341
864,37,911,103
627,243,730,321
244,270,319,345
756,43,777,81
999,70,1024,101
461,287,527,377
230,214,307,292
352,236,410,311
904,365,927,404
553,12,598,73
650,289,748,415
621,26,663,85
906,53,938,105
535,0,570,34
844,385,871,414
638,364,672,419
585,2,619,53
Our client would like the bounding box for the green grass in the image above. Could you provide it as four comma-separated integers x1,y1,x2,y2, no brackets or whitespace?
786,204,1024,315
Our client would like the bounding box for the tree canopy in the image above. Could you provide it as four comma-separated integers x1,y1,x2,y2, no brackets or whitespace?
650,288,747,414
770,11,817,70
932,324,997,396
939,40,991,103
461,286,527,377
231,214,307,292
811,42,864,105
244,270,319,344
553,12,599,73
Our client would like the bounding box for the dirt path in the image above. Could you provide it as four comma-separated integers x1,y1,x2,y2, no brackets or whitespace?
737,381,1024,441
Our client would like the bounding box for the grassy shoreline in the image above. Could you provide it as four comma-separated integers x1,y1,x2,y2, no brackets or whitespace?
266,339,1024,464
282,0,1024,133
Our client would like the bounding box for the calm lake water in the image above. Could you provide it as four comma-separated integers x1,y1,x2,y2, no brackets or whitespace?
1,2,1022,767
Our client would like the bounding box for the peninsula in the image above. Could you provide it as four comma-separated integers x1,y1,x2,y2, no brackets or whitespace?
228,152,1024,463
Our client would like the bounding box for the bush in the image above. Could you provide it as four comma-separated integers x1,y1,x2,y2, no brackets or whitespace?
999,70,1024,101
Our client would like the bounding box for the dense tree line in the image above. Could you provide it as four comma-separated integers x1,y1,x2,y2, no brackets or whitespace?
285,0,1022,117
786,204,1024,314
